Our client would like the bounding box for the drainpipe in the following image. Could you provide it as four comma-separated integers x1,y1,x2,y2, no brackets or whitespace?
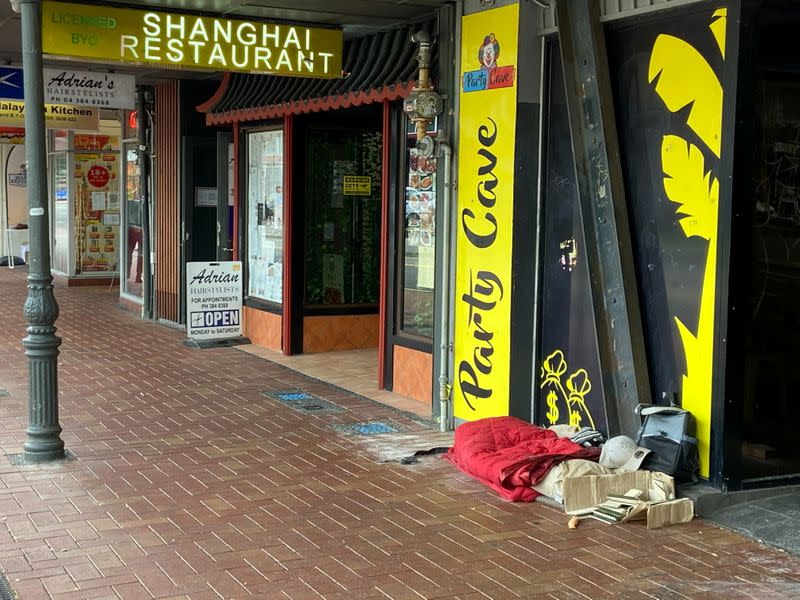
138,87,153,320
437,141,452,432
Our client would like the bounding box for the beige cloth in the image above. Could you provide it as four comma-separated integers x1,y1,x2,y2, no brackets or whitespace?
533,459,614,504
547,424,579,438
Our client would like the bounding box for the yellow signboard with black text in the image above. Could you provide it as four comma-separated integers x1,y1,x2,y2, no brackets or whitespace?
343,176,371,196
453,4,519,421
42,1,343,78
0,100,98,130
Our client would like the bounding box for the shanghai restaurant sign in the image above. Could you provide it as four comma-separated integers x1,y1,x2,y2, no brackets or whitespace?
42,1,343,78
186,261,243,341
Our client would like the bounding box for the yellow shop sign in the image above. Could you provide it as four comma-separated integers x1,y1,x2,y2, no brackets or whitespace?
42,1,343,78
453,4,519,421
0,100,98,130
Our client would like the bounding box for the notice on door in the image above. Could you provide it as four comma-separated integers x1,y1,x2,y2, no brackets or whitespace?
186,261,243,340
343,175,371,196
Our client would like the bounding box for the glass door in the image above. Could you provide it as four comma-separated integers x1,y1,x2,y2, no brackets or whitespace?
122,142,143,299
303,127,381,308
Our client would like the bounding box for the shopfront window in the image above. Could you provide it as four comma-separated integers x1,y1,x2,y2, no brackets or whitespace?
247,129,284,304
398,131,437,339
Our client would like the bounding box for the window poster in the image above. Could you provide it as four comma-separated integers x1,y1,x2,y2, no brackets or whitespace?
247,129,283,303
74,134,120,273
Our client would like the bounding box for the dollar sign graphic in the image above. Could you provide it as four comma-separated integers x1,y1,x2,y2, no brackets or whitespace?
546,390,560,424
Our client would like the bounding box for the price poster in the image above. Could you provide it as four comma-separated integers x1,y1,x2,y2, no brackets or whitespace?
74,135,120,273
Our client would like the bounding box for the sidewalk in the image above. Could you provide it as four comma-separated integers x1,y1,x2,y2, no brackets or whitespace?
0,267,799,600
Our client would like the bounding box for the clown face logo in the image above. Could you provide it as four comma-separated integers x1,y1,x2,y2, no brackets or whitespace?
463,33,515,93
479,34,500,70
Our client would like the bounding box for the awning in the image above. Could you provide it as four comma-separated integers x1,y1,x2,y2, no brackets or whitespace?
199,19,437,125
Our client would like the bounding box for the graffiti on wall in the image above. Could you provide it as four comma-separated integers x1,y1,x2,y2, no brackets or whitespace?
540,350,597,430
648,8,727,477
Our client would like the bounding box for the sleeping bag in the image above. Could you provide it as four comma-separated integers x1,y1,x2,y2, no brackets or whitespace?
446,416,600,501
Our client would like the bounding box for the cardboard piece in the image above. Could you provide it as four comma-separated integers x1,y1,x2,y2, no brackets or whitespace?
646,498,694,530
563,470,693,528
563,470,675,514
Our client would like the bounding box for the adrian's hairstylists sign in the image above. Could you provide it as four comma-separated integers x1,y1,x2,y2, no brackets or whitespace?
186,261,243,341
44,68,135,110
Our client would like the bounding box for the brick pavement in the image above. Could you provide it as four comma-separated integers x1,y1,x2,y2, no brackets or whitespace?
0,266,799,600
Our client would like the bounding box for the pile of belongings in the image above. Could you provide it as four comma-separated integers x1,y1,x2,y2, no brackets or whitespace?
445,417,600,501
445,417,694,528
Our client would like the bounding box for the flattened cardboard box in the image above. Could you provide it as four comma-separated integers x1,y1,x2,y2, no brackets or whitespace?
563,470,675,514
563,471,694,529
645,498,694,530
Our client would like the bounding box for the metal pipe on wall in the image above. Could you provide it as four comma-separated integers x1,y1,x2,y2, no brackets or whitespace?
138,87,154,320
437,141,453,432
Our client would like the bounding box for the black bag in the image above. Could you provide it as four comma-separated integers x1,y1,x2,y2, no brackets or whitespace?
635,405,699,482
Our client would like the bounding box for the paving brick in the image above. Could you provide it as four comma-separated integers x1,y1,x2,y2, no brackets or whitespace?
0,268,800,599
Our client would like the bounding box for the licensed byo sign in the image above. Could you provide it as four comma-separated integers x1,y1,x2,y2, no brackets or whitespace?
186,261,243,341
42,1,343,78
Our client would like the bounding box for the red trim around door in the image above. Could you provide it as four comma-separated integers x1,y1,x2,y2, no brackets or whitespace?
378,100,391,389
282,114,294,355
232,122,240,262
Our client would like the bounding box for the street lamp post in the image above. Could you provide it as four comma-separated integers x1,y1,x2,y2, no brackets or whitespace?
13,0,66,461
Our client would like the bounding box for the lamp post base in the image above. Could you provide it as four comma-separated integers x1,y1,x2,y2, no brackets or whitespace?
23,429,65,462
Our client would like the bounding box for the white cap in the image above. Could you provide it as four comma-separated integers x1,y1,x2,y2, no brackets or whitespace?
599,436,651,472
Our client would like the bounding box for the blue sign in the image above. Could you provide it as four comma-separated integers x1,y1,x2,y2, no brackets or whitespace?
0,67,24,101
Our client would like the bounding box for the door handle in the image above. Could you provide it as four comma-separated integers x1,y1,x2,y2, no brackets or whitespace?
223,247,234,253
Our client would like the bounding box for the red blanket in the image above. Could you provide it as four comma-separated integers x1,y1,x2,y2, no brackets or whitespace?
446,416,600,501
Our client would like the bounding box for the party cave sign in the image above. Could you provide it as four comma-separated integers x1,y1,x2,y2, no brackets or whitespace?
453,4,519,422
186,262,243,341
42,1,343,78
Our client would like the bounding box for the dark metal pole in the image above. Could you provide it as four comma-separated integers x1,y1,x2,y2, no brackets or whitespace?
17,0,65,461
138,87,153,320
556,0,651,437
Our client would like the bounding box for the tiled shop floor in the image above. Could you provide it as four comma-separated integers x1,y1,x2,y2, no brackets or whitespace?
0,268,799,599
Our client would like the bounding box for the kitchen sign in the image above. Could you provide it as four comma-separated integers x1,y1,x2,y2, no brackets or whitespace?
42,1,343,78
186,261,243,341
44,68,136,109
0,100,98,130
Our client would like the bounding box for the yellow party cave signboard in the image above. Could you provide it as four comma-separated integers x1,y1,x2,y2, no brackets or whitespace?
453,4,519,422
42,1,343,78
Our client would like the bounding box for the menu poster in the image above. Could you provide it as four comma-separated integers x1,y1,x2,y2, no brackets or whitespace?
74,135,120,273
417,245,436,289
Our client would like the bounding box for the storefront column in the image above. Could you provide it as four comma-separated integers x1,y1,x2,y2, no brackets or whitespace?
556,0,650,436
15,0,66,461
282,114,294,355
